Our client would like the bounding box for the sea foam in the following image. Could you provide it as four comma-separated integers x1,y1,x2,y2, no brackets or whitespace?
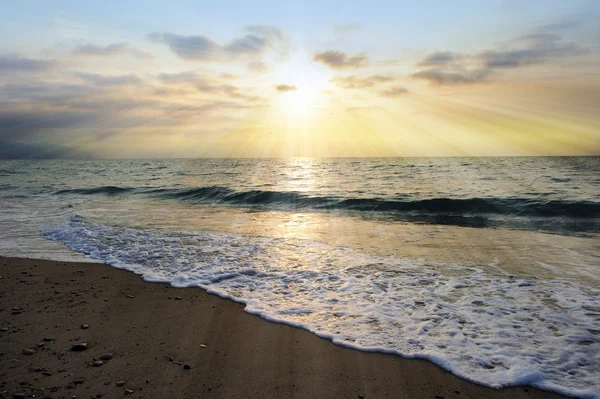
43,215,600,398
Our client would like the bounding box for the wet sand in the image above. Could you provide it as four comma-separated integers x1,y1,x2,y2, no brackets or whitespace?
0,256,568,399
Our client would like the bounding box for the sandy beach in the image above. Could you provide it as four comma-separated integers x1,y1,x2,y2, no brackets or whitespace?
0,256,568,399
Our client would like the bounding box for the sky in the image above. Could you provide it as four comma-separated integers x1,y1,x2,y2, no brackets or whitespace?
0,0,599,158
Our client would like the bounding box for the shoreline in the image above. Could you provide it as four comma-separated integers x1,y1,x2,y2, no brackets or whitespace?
0,256,570,398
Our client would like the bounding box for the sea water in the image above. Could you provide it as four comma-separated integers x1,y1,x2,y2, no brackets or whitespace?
1,157,599,397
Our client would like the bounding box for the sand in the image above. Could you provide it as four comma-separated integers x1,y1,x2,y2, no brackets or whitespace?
0,256,568,399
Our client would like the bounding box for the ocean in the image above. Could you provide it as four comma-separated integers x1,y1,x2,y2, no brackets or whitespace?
1,157,599,398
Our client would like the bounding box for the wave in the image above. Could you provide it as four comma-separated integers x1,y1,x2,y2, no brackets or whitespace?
56,186,136,195
42,215,600,398
54,185,600,219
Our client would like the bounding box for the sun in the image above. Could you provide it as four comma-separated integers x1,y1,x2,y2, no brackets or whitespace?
271,53,331,118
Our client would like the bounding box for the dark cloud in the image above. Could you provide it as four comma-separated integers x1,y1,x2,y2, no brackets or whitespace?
275,84,297,92
149,33,220,60
0,68,264,150
417,51,460,67
412,31,586,85
379,87,409,97
149,26,288,61
0,94,255,145
0,109,102,132
223,34,269,55
0,140,90,159
313,50,368,69
0,82,93,100
478,33,586,68
410,68,491,85
75,72,143,86
73,42,127,55
72,42,151,58
0,55,55,72
331,75,393,89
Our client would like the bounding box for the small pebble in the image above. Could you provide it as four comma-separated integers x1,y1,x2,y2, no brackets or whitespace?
116,381,125,387
126,295,135,299
80,324,89,330
183,364,191,370
124,388,134,395
22,348,35,355
98,353,113,360
71,343,88,351
92,360,103,367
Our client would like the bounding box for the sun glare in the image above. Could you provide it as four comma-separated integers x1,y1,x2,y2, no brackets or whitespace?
271,53,330,118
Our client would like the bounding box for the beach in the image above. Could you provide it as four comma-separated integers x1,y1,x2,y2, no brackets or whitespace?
1,0,600,395
0,256,567,399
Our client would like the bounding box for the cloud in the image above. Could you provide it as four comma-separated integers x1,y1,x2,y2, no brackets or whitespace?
0,140,90,159
156,71,260,101
313,50,368,69
247,61,270,73
275,84,297,92
149,25,289,61
72,42,151,58
223,34,269,55
76,72,143,86
417,51,460,67
73,42,127,55
331,75,406,96
156,71,199,84
411,31,587,85
148,33,219,60
0,67,264,150
410,68,491,85
0,82,94,101
533,20,581,34
331,75,393,89
246,25,288,43
478,33,586,68
379,87,409,97
0,55,55,72
0,89,255,144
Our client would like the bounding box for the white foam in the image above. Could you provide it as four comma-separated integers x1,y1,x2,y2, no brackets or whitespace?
43,216,600,398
